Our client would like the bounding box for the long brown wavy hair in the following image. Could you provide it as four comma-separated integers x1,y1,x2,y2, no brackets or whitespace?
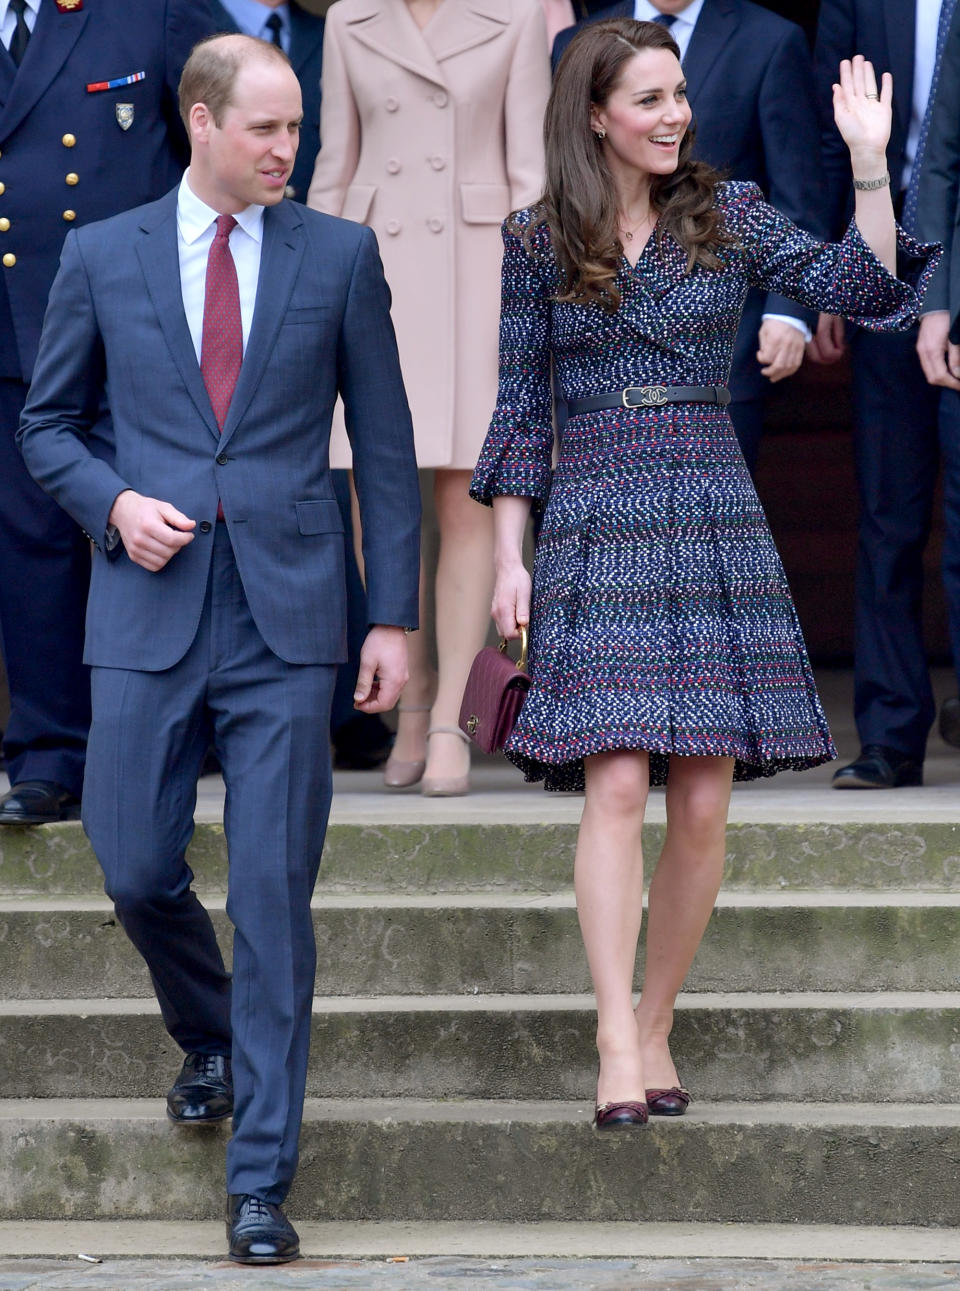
523,18,733,312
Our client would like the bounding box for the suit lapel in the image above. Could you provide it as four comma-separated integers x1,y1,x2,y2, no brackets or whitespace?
881,0,914,148
289,0,325,75
0,0,89,142
134,191,221,442
220,201,306,446
426,0,509,63
344,0,446,89
682,0,737,106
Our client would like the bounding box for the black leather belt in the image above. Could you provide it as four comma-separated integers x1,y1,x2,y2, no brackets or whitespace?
567,384,731,415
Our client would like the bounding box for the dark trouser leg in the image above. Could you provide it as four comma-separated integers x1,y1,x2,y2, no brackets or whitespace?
201,529,334,1203
850,327,940,759
727,396,765,477
0,378,90,794
728,291,768,479
939,389,960,693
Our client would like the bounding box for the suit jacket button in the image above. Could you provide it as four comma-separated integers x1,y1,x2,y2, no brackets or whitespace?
199,521,212,534
216,452,228,465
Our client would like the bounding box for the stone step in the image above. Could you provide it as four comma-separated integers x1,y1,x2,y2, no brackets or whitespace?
2,1219,960,1261
3,820,960,896
3,993,959,1102
3,1098,959,1225
3,892,960,999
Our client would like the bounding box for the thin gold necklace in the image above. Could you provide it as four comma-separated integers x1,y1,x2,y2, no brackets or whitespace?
619,209,653,242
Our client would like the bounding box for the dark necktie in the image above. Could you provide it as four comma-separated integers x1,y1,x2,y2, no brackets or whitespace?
902,0,957,233
8,0,30,68
264,12,284,47
201,215,241,518
651,12,677,27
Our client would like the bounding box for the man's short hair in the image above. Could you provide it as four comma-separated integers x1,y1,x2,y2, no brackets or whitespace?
179,34,292,131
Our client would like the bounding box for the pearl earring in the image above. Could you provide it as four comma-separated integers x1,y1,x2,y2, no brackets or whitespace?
595,128,606,140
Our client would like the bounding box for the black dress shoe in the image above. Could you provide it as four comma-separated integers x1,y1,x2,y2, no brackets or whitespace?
0,780,81,825
940,698,960,749
831,745,923,790
227,1194,300,1264
166,1053,233,1124
332,713,395,770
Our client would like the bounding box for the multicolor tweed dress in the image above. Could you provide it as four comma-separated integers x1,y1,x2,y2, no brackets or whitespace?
469,181,940,792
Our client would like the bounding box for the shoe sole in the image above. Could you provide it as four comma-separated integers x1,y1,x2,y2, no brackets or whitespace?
228,1250,300,1264
0,808,82,825
166,1108,233,1125
832,773,923,790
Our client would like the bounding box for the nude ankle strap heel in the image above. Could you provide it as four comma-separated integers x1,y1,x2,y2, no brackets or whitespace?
383,704,431,788
421,725,471,797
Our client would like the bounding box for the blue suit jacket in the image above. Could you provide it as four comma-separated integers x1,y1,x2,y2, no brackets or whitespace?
0,0,218,381
207,0,325,203
552,0,826,339
17,190,421,670
917,3,960,329
813,0,915,239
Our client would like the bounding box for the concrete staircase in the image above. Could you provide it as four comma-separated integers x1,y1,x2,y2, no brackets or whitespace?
2,809,960,1253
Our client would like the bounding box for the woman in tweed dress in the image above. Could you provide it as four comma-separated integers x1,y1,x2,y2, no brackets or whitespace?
469,20,939,1128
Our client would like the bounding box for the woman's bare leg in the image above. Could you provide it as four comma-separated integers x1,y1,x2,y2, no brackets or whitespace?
635,755,734,1089
576,749,649,1105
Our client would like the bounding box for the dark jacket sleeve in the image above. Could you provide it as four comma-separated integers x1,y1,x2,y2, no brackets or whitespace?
915,5,960,319
163,0,222,166
813,0,860,239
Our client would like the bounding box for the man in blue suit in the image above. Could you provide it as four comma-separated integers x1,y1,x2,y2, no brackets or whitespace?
813,0,955,788
19,34,421,1263
0,0,219,826
552,0,826,474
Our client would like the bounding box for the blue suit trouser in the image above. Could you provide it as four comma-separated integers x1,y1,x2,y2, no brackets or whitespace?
0,378,90,795
82,524,335,1202
849,325,951,759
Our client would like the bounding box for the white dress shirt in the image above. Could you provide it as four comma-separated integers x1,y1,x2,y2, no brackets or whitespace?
177,171,265,362
633,0,704,60
0,0,39,51
219,0,291,52
903,0,946,191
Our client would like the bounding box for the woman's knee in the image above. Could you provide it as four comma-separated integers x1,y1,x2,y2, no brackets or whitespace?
585,750,650,820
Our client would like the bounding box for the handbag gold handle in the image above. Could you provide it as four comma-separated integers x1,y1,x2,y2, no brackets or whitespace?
497,622,529,673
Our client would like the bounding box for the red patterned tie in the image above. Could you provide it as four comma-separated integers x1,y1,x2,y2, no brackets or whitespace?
201,215,241,518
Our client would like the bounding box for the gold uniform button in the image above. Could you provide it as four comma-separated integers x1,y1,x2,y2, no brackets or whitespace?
63,210,76,222
0,183,5,196
0,218,8,232
65,172,79,186
62,133,76,148
2,253,15,268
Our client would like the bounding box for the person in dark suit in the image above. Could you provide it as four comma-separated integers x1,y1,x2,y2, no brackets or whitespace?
812,0,956,788
0,0,219,826
916,0,960,747
18,34,421,1263
206,0,394,771
552,0,826,474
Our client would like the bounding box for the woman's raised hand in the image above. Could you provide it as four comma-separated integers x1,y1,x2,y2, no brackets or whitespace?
832,56,892,165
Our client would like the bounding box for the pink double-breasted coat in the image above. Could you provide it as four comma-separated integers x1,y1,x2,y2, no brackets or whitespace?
307,0,550,469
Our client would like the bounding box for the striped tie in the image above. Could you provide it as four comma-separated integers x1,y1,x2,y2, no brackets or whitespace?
902,0,958,234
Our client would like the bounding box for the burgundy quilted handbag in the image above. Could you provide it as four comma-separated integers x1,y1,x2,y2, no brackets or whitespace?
458,626,531,754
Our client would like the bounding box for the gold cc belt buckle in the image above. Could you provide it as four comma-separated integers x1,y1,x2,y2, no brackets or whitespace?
623,385,668,408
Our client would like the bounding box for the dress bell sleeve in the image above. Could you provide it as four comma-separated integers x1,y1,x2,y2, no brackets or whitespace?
724,180,942,332
470,218,554,509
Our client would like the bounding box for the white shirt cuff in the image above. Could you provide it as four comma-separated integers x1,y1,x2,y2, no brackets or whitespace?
762,313,812,344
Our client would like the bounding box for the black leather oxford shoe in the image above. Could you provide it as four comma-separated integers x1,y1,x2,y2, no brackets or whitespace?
831,745,922,790
227,1194,300,1264
940,698,960,749
166,1053,233,1124
0,781,81,825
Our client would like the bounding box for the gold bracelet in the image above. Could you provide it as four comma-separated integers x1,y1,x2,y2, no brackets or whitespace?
852,171,890,191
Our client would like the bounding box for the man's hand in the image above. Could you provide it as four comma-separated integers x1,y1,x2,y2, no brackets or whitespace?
756,319,806,382
353,625,409,714
806,313,847,365
917,311,960,390
108,489,196,571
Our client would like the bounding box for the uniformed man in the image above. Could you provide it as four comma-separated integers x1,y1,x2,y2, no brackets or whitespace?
0,0,218,825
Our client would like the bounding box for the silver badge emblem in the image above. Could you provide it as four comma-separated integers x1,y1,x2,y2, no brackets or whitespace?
115,103,134,131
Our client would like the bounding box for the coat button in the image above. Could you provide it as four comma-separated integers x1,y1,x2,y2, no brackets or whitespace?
427,217,443,233
432,90,448,107
385,219,401,235
63,210,76,221
65,172,79,186
216,452,228,465
199,521,212,534
386,158,401,175
62,133,76,147
0,218,8,232
385,96,399,112
429,156,446,170
2,253,14,267
0,183,5,196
